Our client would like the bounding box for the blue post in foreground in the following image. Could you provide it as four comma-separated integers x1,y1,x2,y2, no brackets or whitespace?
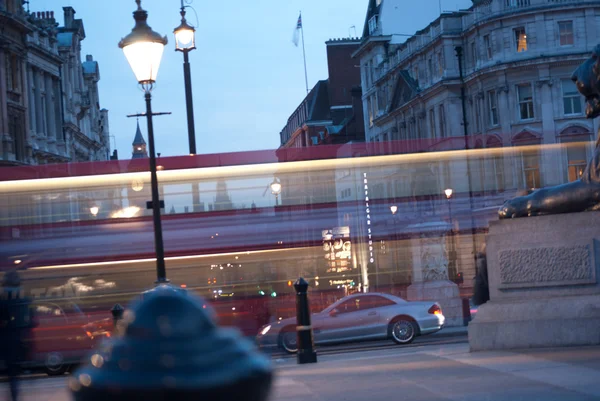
294,277,317,364
70,284,273,401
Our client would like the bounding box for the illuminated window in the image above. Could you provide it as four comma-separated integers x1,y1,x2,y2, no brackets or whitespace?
558,21,574,46
514,27,527,52
517,84,534,120
561,135,590,182
562,79,582,115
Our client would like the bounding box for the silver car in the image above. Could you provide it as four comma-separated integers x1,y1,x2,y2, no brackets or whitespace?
257,292,445,353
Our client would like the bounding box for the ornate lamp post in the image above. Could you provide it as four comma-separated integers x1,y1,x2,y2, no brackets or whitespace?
270,177,282,206
174,1,202,213
389,205,399,281
173,0,197,156
444,188,457,281
119,0,168,282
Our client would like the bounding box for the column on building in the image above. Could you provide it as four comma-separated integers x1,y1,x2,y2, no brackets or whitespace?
537,75,561,187
28,65,37,138
497,82,516,189
53,78,63,143
34,68,44,138
0,49,7,157
44,73,56,141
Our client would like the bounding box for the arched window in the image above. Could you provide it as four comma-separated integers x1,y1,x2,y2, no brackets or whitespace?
512,131,542,189
486,136,504,192
559,126,592,182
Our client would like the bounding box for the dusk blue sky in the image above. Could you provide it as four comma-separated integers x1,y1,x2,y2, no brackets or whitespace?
39,0,472,159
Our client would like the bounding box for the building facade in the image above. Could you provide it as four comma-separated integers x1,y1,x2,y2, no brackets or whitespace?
354,0,600,193
0,1,109,166
279,38,365,149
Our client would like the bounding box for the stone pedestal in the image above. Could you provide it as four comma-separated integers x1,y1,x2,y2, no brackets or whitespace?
407,280,463,327
406,221,463,327
469,212,600,351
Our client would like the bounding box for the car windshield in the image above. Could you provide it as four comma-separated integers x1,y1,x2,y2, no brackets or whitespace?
0,0,594,398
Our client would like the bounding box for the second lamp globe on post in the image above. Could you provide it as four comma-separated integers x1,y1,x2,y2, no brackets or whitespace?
174,0,197,156
119,0,168,283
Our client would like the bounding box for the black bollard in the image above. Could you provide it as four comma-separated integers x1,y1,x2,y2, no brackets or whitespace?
110,303,125,335
293,278,317,364
70,284,273,401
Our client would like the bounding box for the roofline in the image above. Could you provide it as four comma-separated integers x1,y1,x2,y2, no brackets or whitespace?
352,35,392,59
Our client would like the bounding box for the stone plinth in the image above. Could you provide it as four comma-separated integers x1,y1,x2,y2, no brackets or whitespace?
406,221,463,327
407,280,463,327
469,212,600,351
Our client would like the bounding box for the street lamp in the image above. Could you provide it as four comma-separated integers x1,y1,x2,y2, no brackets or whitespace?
389,205,399,281
90,206,99,218
270,178,282,206
119,0,168,283
445,188,453,221
173,0,197,156
173,1,200,212
444,188,458,281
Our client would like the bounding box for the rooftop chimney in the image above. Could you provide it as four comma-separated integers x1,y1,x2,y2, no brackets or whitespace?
63,6,75,28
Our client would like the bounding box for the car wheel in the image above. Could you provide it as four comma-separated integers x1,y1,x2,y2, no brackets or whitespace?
389,318,416,345
280,329,298,354
45,352,67,376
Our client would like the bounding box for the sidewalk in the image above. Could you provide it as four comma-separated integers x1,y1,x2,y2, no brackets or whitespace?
271,343,600,401
7,341,599,401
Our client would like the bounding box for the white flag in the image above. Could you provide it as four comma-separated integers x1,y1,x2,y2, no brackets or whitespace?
292,13,302,47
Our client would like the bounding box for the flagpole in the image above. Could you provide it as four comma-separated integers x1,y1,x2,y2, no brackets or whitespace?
300,12,309,94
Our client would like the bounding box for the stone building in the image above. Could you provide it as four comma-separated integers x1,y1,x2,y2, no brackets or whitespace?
0,1,109,166
354,0,600,192
343,0,600,323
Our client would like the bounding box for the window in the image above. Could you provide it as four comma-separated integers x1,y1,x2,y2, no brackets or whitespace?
428,58,433,81
367,97,374,127
439,105,446,138
562,79,582,115
368,15,379,35
470,41,477,66
488,90,499,126
515,27,527,52
558,21,574,46
6,53,21,92
413,65,419,82
336,298,360,314
517,84,534,120
429,109,436,138
437,51,444,76
484,35,492,60
522,150,541,189
359,295,396,310
566,142,587,182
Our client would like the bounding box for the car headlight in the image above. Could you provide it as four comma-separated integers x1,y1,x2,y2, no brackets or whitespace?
260,325,271,336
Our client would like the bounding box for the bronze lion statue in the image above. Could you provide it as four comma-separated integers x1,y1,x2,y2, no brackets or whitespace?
499,44,600,219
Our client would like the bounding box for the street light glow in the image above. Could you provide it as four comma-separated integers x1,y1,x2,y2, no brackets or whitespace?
390,205,398,215
445,188,453,199
118,0,168,85
90,206,99,217
270,178,282,195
